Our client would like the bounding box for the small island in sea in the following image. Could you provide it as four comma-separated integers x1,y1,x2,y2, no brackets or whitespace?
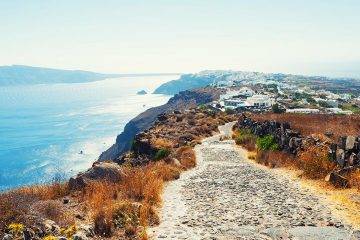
136,90,147,95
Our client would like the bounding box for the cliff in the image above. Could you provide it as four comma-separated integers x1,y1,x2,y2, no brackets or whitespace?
153,73,216,95
98,87,225,161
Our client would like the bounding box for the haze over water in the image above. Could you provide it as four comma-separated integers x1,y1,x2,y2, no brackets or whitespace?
0,75,177,190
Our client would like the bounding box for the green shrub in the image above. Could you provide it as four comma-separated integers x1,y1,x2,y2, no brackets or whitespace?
225,108,236,115
256,135,278,151
154,149,171,160
198,104,208,110
318,100,332,108
206,110,216,118
272,104,285,114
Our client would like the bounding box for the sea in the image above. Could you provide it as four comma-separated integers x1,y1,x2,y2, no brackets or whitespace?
0,75,177,190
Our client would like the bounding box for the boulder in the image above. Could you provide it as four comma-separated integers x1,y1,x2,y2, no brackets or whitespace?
349,153,358,166
324,131,333,137
69,162,124,190
354,141,360,151
42,220,60,234
338,136,346,150
2,234,13,240
346,136,356,150
336,149,345,167
23,228,35,240
72,232,89,240
77,224,95,237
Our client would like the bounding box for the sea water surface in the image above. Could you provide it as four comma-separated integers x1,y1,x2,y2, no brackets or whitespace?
0,75,177,190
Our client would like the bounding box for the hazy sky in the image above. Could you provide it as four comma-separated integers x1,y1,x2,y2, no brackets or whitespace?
1,0,359,77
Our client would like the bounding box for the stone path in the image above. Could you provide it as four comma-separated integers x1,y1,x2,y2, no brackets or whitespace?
149,122,360,240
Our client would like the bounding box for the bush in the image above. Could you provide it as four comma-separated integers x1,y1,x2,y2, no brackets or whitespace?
234,129,257,151
206,110,216,118
255,150,295,168
272,104,285,114
176,147,196,169
198,104,208,110
225,108,236,115
297,145,336,179
94,210,113,237
318,100,332,108
256,135,278,151
154,149,171,160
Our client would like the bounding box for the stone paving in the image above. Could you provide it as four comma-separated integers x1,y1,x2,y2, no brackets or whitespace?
149,123,360,240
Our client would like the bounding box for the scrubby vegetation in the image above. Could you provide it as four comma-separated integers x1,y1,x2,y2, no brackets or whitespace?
235,114,352,181
256,135,278,151
247,112,360,142
233,129,256,151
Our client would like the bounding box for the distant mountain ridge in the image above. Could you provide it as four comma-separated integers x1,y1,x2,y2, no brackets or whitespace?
154,70,360,95
0,65,181,85
0,65,120,85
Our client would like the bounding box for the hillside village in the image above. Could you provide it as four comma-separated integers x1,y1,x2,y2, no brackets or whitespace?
210,75,360,115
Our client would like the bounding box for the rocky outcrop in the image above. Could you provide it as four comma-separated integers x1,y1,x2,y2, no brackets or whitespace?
69,162,124,190
98,87,224,161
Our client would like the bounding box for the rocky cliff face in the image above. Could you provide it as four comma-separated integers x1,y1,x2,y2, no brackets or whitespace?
98,87,224,161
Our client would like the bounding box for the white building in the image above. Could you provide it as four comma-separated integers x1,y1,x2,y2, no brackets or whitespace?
245,95,274,108
340,94,351,101
224,99,246,108
325,99,339,108
286,108,320,114
326,108,353,115
238,87,255,97
219,90,241,101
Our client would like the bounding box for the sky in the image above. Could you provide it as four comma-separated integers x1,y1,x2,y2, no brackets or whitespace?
1,0,360,77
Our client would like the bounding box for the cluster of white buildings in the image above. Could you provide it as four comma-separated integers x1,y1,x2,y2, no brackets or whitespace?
216,87,275,110
210,75,359,115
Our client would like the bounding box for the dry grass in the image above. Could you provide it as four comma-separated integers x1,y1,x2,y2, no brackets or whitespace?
0,180,69,231
348,169,360,190
247,113,360,142
296,145,337,179
248,151,257,160
32,200,75,227
255,150,295,168
253,145,335,179
79,161,173,238
152,138,173,149
233,130,256,151
176,147,196,169
94,210,113,237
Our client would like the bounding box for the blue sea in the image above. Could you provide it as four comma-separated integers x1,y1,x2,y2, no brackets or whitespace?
0,76,177,190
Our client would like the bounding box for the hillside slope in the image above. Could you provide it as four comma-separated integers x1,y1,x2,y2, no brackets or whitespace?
98,87,224,161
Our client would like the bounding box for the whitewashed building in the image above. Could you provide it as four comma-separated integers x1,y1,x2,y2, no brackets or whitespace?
245,95,274,108
238,87,255,97
224,99,246,108
286,108,320,114
326,108,353,115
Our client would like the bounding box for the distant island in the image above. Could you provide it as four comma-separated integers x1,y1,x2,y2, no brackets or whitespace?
137,90,147,95
0,65,181,86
